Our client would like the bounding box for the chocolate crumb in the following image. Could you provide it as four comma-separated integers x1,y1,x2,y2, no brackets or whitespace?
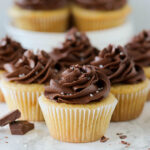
121,141,130,146
116,133,123,136
5,142,8,143
119,135,127,139
5,136,8,139
100,136,109,143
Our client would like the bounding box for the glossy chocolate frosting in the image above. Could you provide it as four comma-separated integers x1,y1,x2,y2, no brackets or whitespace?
74,0,127,10
50,28,99,70
91,45,145,85
45,64,110,104
5,50,56,84
15,0,68,10
125,30,150,67
0,37,25,70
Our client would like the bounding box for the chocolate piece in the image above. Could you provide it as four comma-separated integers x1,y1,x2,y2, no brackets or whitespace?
0,110,21,127
119,135,127,139
116,133,123,136
121,141,130,146
100,136,109,143
9,121,34,135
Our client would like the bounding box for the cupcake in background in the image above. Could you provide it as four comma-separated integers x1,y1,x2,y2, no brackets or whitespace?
9,0,70,32
125,30,150,100
91,45,149,121
71,0,131,31
0,37,25,102
39,64,117,143
1,50,56,121
50,28,99,70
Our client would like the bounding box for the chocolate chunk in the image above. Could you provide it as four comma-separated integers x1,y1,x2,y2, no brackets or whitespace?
121,141,130,146
0,110,21,127
9,121,34,135
119,135,127,139
100,136,109,143
116,133,123,136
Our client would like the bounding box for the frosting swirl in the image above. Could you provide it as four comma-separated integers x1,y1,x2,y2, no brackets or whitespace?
91,45,145,85
74,0,127,10
50,28,99,70
125,30,150,67
15,0,68,10
0,37,25,70
5,50,56,84
44,64,110,104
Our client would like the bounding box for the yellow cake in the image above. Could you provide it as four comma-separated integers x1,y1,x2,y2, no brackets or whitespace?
1,79,44,121
111,79,149,121
0,70,5,102
9,6,70,32
39,94,117,143
71,4,131,31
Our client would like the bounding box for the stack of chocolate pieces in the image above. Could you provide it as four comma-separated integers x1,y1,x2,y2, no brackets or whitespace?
0,109,34,135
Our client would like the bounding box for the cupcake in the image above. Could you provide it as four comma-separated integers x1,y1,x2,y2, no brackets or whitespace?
1,50,56,121
0,37,25,102
71,0,131,31
125,30,150,100
50,28,99,70
9,0,70,32
39,64,117,143
91,45,149,121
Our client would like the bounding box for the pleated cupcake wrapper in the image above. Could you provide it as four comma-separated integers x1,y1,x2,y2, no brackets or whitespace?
1,86,44,121
0,71,5,102
71,5,131,31
9,6,69,32
0,88,5,102
39,97,117,143
111,87,149,122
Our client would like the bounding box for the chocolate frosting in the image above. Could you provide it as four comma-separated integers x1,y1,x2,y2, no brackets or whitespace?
91,45,145,85
50,28,99,70
0,37,25,70
15,0,68,10
125,30,150,67
45,65,110,104
5,50,56,84
74,0,127,10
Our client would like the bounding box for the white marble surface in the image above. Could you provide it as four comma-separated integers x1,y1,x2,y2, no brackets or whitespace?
0,103,150,150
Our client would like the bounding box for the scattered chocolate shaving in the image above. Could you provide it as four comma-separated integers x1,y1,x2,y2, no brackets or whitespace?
116,133,123,136
100,136,109,143
9,121,34,135
0,110,21,127
119,135,127,139
121,141,130,147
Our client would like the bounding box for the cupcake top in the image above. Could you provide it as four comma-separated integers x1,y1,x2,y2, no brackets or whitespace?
15,0,68,10
44,64,110,104
50,28,99,70
4,50,56,84
125,30,150,67
0,37,25,70
74,0,127,11
91,45,145,85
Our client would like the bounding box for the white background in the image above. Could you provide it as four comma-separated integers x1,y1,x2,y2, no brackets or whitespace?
0,0,150,37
